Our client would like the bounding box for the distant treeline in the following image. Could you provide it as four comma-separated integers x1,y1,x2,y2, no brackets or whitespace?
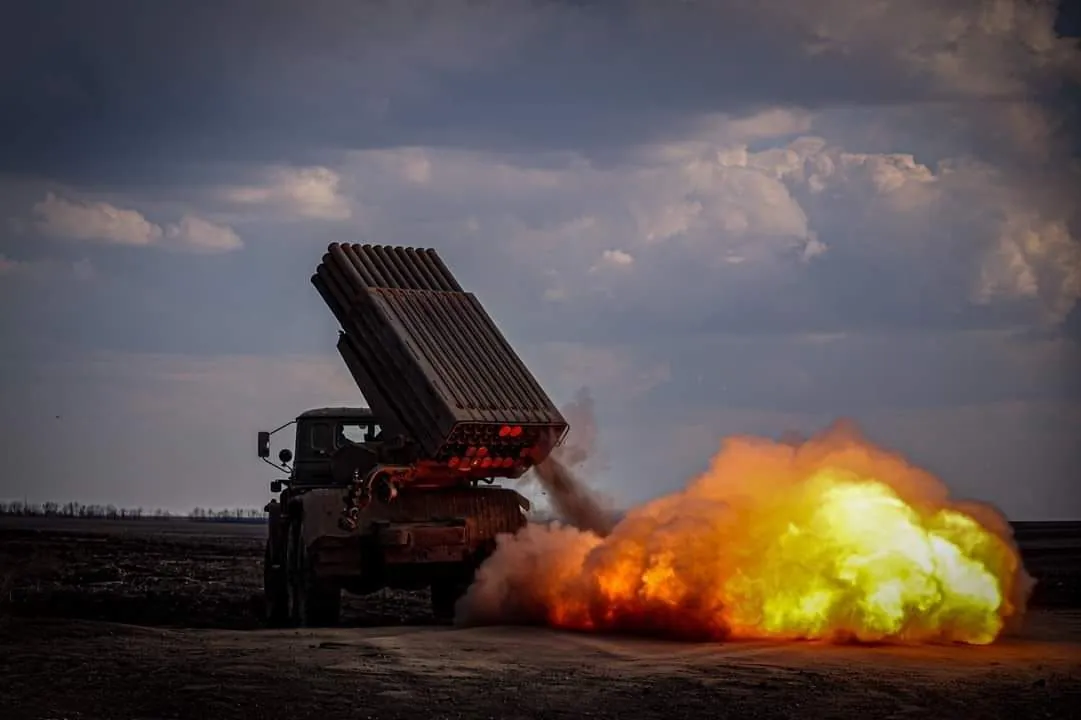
0,500,267,524
0,501,619,527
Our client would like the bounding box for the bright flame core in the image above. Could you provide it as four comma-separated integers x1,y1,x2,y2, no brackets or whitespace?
461,422,1032,646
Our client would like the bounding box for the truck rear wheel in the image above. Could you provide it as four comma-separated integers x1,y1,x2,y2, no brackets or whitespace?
419,489,519,623
286,518,342,627
429,543,494,623
431,579,469,623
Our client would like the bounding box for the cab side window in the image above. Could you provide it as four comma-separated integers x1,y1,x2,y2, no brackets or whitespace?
310,422,333,455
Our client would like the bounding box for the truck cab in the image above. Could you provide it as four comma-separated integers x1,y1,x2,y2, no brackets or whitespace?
294,407,382,486
259,406,393,487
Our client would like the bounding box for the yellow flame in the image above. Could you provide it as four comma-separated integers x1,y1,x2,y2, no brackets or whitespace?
719,471,1008,644
543,467,1019,644
464,426,1030,646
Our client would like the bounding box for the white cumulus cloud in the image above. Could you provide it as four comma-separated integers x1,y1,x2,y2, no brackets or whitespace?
975,215,1081,318
165,215,243,254
33,192,163,247
222,166,352,220
590,249,635,274
30,193,243,254
327,103,1079,326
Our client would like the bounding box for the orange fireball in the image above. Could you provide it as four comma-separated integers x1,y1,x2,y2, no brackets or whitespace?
461,421,1032,646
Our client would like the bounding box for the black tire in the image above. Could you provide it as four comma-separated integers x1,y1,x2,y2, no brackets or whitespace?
430,543,493,624
430,579,469,623
263,538,289,627
286,517,342,628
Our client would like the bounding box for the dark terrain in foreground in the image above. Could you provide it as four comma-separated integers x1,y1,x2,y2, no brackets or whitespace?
1,517,1079,719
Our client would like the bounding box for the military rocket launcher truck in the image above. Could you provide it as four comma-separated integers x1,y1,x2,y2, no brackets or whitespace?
257,243,569,627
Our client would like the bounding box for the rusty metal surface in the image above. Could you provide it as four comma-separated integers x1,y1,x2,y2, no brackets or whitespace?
376,523,468,548
298,489,354,548
301,486,526,575
312,242,568,462
309,535,363,578
381,543,470,565
370,289,557,420
299,486,526,546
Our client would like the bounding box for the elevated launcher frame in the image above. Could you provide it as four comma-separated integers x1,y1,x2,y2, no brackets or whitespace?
312,243,569,496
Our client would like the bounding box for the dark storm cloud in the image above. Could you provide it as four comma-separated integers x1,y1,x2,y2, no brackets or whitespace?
2,0,1049,185
639,331,1081,415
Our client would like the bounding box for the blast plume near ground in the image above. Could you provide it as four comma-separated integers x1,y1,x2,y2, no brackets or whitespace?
462,395,1033,647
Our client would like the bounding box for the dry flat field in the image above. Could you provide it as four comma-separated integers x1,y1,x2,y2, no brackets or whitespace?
1,516,1080,720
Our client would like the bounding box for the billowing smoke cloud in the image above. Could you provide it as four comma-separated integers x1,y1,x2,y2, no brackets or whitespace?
460,419,1034,645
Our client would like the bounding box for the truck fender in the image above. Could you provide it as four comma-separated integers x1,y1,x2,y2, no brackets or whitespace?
294,488,355,548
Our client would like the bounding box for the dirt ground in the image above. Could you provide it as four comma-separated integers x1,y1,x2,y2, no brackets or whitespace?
2,517,1080,720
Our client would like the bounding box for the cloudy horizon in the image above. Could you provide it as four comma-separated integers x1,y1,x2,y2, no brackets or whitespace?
2,0,1079,520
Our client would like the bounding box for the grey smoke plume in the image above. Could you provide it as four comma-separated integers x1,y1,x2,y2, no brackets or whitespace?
521,386,615,537
532,455,615,537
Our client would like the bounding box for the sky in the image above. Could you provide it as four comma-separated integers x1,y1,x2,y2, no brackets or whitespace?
1,0,1079,520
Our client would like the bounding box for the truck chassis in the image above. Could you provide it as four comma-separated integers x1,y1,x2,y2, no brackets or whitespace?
263,480,528,626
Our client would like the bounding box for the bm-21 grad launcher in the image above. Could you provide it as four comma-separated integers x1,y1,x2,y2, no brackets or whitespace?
257,243,568,626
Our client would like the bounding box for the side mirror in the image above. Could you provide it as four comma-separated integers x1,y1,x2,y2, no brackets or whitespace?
278,448,293,465
258,431,270,458
270,480,283,493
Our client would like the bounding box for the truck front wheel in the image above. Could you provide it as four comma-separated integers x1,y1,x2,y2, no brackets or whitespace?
285,518,342,627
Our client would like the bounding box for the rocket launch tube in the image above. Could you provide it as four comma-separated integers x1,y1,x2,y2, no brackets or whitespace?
311,243,568,466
